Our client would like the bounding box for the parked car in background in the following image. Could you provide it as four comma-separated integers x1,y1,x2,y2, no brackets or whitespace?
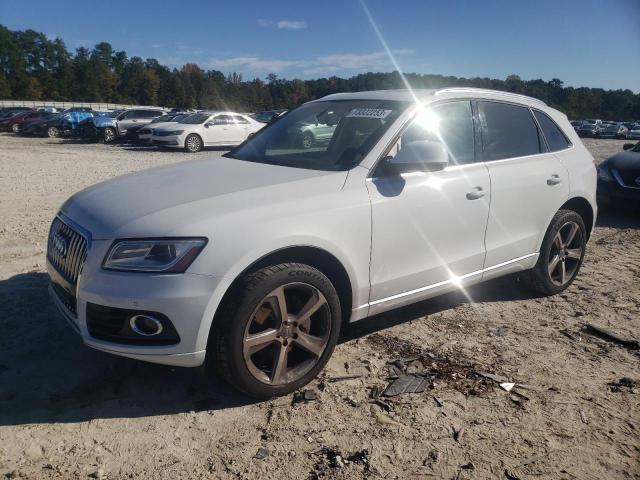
578,120,604,138
37,106,58,113
288,120,337,149
0,110,31,131
151,111,262,152
137,113,189,142
19,110,93,137
78,110,124,140
597,141,640,207
626,124,640,140
4,110,55,132
570,120,582,132
47,88,596,398
252,109,288,123
94,108,164,142
597,123,628,139
0,106,33,119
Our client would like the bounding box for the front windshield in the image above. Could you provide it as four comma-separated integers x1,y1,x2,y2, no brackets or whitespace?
179,113,210,124
228,100,408,171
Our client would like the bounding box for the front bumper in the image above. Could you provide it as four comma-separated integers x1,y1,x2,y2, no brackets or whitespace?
597,178,640,203
152,134,184,147
47,237,224,367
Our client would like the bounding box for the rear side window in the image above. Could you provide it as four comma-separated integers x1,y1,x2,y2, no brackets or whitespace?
231,115,249,124
533,110,571,152
478,101,543,161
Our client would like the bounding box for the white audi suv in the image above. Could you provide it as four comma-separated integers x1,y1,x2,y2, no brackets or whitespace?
47,88,597,398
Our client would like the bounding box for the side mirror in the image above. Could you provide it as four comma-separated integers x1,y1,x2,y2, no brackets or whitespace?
623,143,635,150
388,140,449,172
204,122,213,128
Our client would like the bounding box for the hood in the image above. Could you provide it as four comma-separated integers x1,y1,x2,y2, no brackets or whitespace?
144,121,177,131
603,149,640,170
60,156,347,239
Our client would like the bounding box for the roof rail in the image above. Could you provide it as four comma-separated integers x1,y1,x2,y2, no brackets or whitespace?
435,87,547,107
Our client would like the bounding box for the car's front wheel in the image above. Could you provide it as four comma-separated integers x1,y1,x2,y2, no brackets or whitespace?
11,124,19,133
185,134,203,153
47,126,59,138
521,209,586,295
209,263,341,398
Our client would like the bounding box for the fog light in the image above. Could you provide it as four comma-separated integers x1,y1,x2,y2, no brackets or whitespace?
129,314,164,336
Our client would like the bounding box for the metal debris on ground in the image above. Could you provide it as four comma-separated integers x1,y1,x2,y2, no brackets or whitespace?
382,374,431,397
253,447,269,460
292,389,318,404
500,382,515,392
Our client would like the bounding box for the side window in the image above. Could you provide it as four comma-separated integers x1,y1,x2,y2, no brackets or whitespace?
389,100,476,168
145,110,162,118
533,110,571,152
213,115,232,124
231,115,249,124
121,110,136,119
478,101,543,161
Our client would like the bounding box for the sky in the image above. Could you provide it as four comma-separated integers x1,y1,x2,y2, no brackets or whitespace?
1,0,639,91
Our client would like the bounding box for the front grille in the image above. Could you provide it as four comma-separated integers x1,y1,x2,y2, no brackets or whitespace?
47,217,88,285
615,169,640,188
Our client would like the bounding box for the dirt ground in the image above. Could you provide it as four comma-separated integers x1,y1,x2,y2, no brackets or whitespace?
0,134,638,480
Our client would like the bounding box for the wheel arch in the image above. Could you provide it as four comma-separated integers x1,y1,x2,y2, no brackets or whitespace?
205,245,354,348
560,196,594,240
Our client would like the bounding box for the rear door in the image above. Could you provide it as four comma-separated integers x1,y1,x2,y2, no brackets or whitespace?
478,101,569,270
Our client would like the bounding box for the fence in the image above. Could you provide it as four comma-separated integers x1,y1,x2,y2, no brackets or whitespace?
0,100,166,111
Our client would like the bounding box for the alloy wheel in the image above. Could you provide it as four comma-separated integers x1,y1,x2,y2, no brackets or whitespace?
548,221,583,286
47,127,59,138
242,282,331,386
104,128,115,143
12,124,19,133
186,135,201,152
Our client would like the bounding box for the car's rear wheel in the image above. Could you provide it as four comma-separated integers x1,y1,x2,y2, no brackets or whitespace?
521,209,586,295
209,263,341,399
103,127,116,143
185,134,202,153
47,126,59,138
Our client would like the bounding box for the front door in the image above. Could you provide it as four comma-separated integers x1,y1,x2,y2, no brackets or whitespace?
367,100,490,314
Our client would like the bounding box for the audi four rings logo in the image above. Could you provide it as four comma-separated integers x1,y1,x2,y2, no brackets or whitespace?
52,232,69,258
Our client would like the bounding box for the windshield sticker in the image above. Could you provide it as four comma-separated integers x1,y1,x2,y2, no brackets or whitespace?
347,108,393,119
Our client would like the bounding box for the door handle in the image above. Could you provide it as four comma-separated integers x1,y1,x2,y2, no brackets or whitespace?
547,174,561,186
466,187,486,200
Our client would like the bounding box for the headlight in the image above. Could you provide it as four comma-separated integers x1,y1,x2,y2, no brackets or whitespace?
597,165,613,182
103,238,207,273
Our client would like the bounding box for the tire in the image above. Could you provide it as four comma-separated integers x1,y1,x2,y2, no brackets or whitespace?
300,131,314,149
520,209,587,296
185,134,203,153
11,124,19,133
47,126,59,138
209,263,342,399
103,127,116,143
